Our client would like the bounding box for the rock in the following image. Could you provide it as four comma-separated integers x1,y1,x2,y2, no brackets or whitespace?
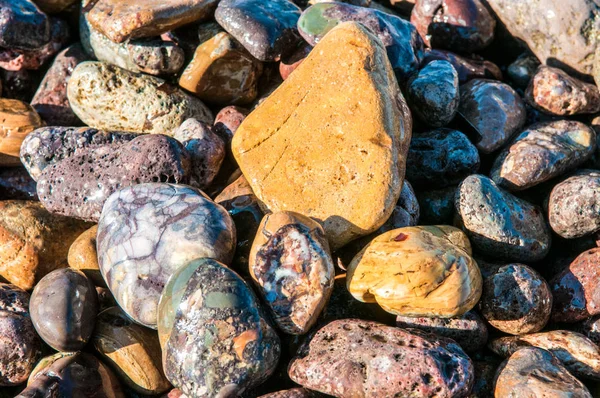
507,53,540,88
0,201,90,290
0,99,44,166
417,186,457,225
158,258,280,397
232,22,411,250
30,44,88,126
346,225,482,317
490,330,600,380
395,310,488,353
86,0,218,43
31,0,77,14
0,283,41,386
486,0,600,77
289,319,474,398
422,49,502,84
493,347,592,398
36,134,191,222
297,2,423,83
67,61,213,134
30,268,98,352
179,31,263,105
491,120,596,191
215,0,301,62
92,307,170,395
213,105,249,148
68,225,104,287
548,170,600,238
98,183,236,328
249,211,335,334
457,79,526,154
0,69,39,103
257,389,311,398
455,175,551,261
96,286,117,312
279,43,311,81
577,315,600,345
383,180,420,229
0,167,37,200
407,129,479,187
479,264,552,335
0,0,50,50
411,0,495,52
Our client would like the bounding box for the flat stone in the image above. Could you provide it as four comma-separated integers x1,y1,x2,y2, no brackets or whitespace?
0,167,37,200
422,49,502,83
68,225,104,287
232,22,410,250
0,0,50,50
0,99,43,167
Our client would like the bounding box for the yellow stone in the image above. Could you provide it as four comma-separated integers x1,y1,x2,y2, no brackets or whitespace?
0,99,43,166
68,225,105,287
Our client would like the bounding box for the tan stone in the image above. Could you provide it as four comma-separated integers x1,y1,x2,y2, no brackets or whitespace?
232,22,411,250
68,225,105,287
346,226,482,318
0,99,43,166
33,0,77,14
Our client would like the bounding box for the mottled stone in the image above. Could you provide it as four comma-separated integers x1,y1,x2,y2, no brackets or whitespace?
68,225,103,287
422,49,502,84
494,347,592,398
32,0,77,14
232,22,410,250
0,99,43,166
417,186,457,225
0,201,90,290
548,170,600,238
257,389,311,398
457,79,526,154
279,43,311,81
158,258,280,397
507,53,540,88
289,319,474,398
68,62,213,134
213,105,249,148
98,183,236,329
0,167,37,200
491,120,596,191
0,0,50,50
407,129,479,187
455,175,551,261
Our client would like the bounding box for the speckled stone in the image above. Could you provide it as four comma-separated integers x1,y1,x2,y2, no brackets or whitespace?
257,389,312,398
0,167,37,200
457,79,526,154
493,347,592,398
548,170,600,239
455,175,551,262
417,186,457,225
0,0,50,50
0,99,44,167
98,183,236,329
298,2,423,83
158,258,280,397
0,283,41,386
407,129,479,187
507,53,540,87
67,61,213,134
68,225,104,287
491,120,596,191
289,319,474,398
37,134,191,222
422,49,502,84
479,264,552,335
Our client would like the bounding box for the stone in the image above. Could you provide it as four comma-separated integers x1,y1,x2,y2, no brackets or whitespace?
213,105,249,148
0,0,50,50
96,286,117,312
455,175,551,261
417,186,457,225
67,61,213,134
279,43,311,81
68,225,104,287
0,167,37,200
257,389,311,398
507,53,540,87
395,310,488,353
422,49,502,84
98,183,236,328
289,319,474,398
30,268,98,352
457,79,526,154
347,225,482,317
92,307,170,395
491,120,596,191
577,315,600,345
298,2,423,83
179,31,263,105
37,134,191,222
30,44,89,126
0,283,41,386
0,201,90,290
0,99,44,167
548,170,600,239
479,264,552,335
0,69,38,103
411,0,495,53
489,330,600,380
86,0,218,43
158,258,280,397
407,129,479,188
31,0,77,14
249,211,335,335
493,347,592,398
232,22,411,250
215,0,301,62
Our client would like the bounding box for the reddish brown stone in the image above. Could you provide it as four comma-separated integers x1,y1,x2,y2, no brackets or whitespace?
279,43,311,81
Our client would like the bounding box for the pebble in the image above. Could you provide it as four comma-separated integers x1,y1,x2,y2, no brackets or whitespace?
279,43,311,81
382,180,420,229
0,167,37,200
0,0,50,50
67,224,104,287
212,105,248,148
416,186,457,225
67,61,213,134
288,319,474,398
490,120,596,191
507,53,540,88
455,175,551,262
479,264,552,335
97,183,236,329
257,389,312,398
0,69,38,103
422,49,502,84
96,286,117,312
157,258,280,397
30,0,77,14
232,22,411,250
577,315,600,346
0,99,44,167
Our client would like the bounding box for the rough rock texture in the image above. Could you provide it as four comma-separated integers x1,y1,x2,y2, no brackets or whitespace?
289,319,474,398
157,258,280,397
491,120,596,191
0,0,50,50
0,99,44,166
97,183,236,329
422,49,502,84
68,61,213,134
0,167,37,200
232,22,411,250
68,225,104,287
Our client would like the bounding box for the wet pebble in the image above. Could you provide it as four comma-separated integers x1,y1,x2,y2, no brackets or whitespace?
507,53,540,88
